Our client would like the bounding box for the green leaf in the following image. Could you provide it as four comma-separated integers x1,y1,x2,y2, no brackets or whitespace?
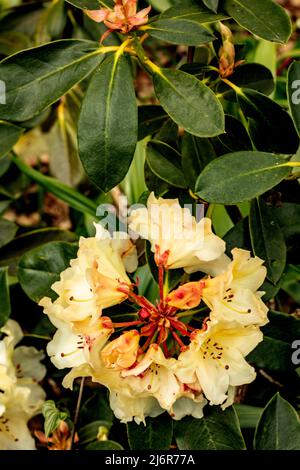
234,404,263,429
146,140,186,188
174,406,246,450
211,114,252,154
249,198,286,284
18,241,78,302
12,155,97,216
195,151,291,204
65,1,108,10
254,394,300,450
138,106,168,141
78,420,112,446
42,400,69,438
224,217,251,255
248,311,300,372
147,19,215,46
0,121,23,159
281,265,300,304
0,39,104,122
203,0,219,12
0,228,77,274
127,414,173,450
78,53,138,192
248,336,294,372
272,202,300,240
161,3,228,22
152,68,224,137
0,267,10,328
219,63,275,97
182,134,216,188
287,61,300,137
0,31,31,56
80,392,114,425
0,219,17,249
223,0,292,43
238,88,299,154
85,441,124,450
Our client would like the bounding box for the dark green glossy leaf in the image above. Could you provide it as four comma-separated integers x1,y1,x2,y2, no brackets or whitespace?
174,406,246,450
249,198,286,284
148,18,215,46
234,404,262,429
85,440,124,450
152,68,225,137
144,160,170,194
224,217,251,255
223,0,292,43
203,0,219,12
127,414,173,450
0,39,104,122
65,0,108,9
78,420,112,446
248,311,300,372
211,114,252,154
18,241,78,302
0,228,77,275
80,392,114,425
0,121,23,159
254,394,300,450
182,134,216,188
281,265,300,304
287,61,300,137
0,267,10,328
248,336,292,372
219,63,275,97
0,218,17,249
161,3,227,22
12,156,97,216
146,140,186,188
78,54,138,192
138,106,168,140
273,203,300,239
196,151,291,204
238,89,299,154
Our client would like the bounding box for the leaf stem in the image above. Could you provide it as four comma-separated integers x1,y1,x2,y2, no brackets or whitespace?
70,377,85,450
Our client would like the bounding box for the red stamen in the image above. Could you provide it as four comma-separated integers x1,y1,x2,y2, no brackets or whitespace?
169,318,189,336
142,329,157,351
162,340,170,358
112,320,142,328
171,330,188,351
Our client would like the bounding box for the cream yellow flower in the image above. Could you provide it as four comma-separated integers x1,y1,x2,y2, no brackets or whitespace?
44,198,269,425
177,320,262,406
203,248,268,326
101,330,140,370
129,192,228,275
39,226,138,324
0,320,46,450
46,314,113,370
122,344,181,411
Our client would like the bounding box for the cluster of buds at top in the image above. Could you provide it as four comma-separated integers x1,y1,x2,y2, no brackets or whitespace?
86,0,151,41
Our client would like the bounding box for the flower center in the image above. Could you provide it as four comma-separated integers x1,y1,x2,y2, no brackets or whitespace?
114,253,197,357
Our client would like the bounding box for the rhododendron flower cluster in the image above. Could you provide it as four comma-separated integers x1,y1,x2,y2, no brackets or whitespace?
86,0,151,41
40,194,268,424
0,320,46,449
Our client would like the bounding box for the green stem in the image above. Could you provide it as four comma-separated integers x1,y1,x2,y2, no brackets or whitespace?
24,333,51,340
177,307,208,319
